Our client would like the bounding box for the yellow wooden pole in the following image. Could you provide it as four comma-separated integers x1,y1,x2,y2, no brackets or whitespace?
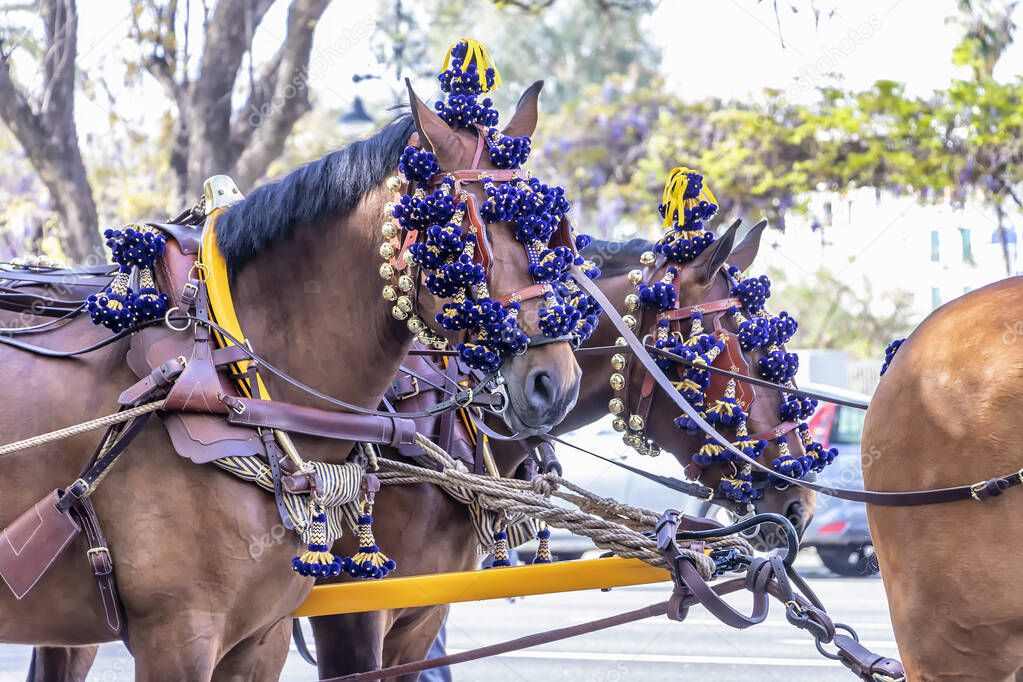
294,557,671,617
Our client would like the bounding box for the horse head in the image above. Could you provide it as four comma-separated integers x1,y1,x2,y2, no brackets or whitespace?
403,81,583,436
640,219,817,545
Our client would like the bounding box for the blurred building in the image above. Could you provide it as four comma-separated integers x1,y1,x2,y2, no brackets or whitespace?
758,187,1018,320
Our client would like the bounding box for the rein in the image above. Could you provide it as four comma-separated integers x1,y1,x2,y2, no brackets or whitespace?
579,343,871,410
569,265,1023,507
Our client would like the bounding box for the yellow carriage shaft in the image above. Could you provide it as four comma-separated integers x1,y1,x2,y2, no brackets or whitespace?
294,557,670,617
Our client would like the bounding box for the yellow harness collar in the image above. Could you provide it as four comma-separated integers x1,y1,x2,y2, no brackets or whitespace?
199,208,270,399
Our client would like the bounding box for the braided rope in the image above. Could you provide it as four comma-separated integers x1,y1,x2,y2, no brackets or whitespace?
0,400,165,456
372,433,754,579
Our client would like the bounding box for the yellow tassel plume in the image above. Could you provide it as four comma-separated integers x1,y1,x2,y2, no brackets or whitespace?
442,38,502,92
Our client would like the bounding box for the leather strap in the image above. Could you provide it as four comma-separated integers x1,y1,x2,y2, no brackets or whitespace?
426,169,525,185
496,283,547,306
749,420,799,442
569,266,1023,507
319,601,671,682
263,431,294,530
55,414,151,648
662,297,743,321
223,397,417,448
69,496,130,648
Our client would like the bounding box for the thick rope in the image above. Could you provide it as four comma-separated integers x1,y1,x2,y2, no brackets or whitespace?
0,400,165,456
373,433,753,579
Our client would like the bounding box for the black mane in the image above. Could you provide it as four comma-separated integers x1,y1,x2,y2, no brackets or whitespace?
582,238,654,276
216,114,416,270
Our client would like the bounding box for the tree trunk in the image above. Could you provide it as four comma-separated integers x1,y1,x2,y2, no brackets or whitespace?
0,0,102,263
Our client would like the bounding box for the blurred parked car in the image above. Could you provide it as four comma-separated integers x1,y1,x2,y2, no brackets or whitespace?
800,384,879,576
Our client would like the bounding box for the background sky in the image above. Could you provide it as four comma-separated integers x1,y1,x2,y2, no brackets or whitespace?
66,0,1023,139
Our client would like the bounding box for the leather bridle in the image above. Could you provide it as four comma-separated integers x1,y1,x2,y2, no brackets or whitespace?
389,127,580,355
611,250,800,494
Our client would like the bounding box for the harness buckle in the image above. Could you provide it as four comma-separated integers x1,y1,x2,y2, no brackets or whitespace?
405,377,420,399
970,481,988,501
455,388,474,408
69,478,90,498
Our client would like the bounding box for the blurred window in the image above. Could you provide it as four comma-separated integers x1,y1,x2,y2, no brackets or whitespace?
930,230,940,262
959,227,973,263
831,406,865,445
931,287,941,309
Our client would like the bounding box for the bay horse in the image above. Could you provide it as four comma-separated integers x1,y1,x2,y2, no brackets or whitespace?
309,219,816,680
10,81,582,681
863,277,1023,681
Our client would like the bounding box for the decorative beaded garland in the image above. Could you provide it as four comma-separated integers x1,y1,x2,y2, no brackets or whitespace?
607,167,838,506
86,224,170,332
880,338,904,376
380,39,601,373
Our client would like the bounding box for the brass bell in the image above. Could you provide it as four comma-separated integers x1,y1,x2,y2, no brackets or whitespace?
396,295,413,313
381,222,398,239
381,285,397,301
391,305,408,320
624,294,640,312
407,316,425,333
398,274,414,292
627,269,643,285
379,263,394,280
608,398,624,414
432,338,447,350
416,330,433,344
628,414,644,431
384,202,397,216
611,353,626,371
385,175,402,192
640,251,656,265
610,373,625,391
623,314,637,330
612,418,627,433
379,243,395,260
614,336,627,347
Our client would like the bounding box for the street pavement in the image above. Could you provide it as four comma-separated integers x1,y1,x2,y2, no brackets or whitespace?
0,552,896,681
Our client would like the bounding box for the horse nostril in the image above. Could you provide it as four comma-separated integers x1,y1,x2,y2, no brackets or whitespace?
786,502,806,533
526,369,557,411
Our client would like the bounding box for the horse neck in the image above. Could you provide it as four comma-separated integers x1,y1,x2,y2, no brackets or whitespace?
229,185,411,409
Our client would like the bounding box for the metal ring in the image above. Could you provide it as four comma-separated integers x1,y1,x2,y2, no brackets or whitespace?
164,306,190,331
814,622,859,661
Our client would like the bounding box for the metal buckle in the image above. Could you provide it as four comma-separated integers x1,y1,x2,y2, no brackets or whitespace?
970,481,987,501
69,478,90,497
86,546,110,559
405,377,420,399
455,387,474,408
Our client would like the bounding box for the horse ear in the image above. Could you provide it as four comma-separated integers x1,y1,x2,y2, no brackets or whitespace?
691,218,741,284
405,79,459,162
501,80,544,139
728,219,768,273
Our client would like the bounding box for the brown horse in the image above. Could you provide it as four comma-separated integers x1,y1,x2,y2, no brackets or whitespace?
309,219,816,680
9,82,582,681
863,277,1023,681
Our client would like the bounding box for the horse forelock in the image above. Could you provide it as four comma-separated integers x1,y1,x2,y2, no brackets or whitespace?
215,114,416,273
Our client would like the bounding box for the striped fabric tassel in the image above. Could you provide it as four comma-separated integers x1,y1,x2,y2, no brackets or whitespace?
531,526,552,564
342,499,396,580
292,503,343,578
489,529,511,568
